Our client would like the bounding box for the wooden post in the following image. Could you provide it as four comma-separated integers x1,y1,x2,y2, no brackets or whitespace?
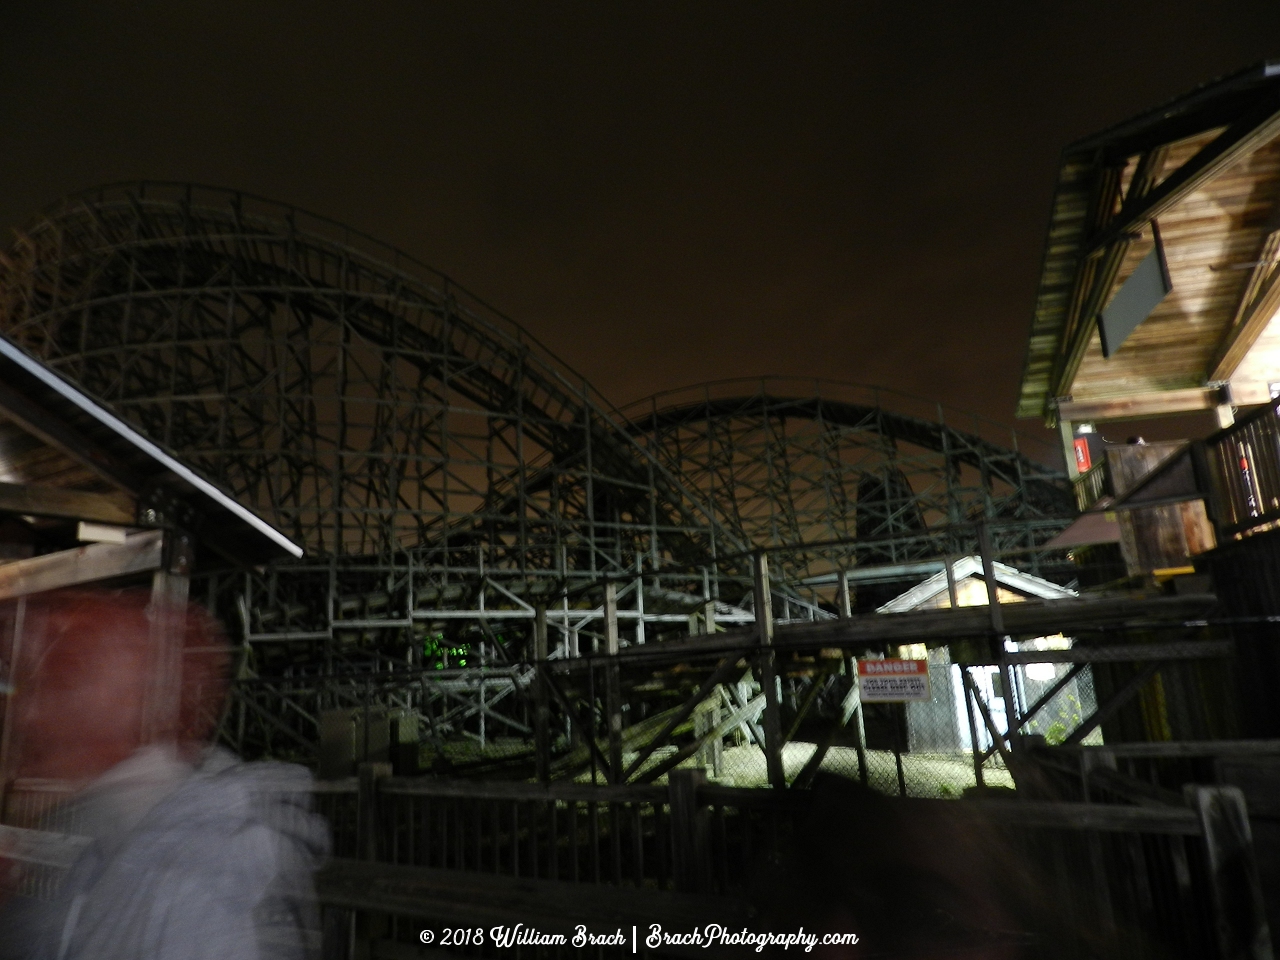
963,667,985,789
668,768,708,893
141,532,192,744
1186,785,1274,960
0,596,27,790
978,522,1020,758
944,555,959,608
356,761,392,862
634,565,646,645
838,568,852,619
1059,416,1079,481
534,605,551,783
356,760,392,949
753,551,785,789
603,581,623,783
1080,748,1116,803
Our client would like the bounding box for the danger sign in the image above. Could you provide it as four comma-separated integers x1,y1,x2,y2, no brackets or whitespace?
857,658,931,702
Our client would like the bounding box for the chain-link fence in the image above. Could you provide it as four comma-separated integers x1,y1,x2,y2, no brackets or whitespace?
633,644,1103,798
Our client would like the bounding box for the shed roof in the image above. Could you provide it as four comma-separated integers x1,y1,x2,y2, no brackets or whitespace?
876,556,1076,613
0,333,300,566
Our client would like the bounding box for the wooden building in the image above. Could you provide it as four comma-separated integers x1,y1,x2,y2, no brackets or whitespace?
1020,60,1280,436
0,331,299,799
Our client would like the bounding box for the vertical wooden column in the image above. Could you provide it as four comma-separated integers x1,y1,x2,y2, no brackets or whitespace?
533,605,551,783
753,551,785,789
634,561,646,645
668,768,709,893
356,762,392,861
1186,785,1274,960
0,596,27,791
963,668,985,789
978,522,1020,757
603,581,623,783
140,532,191,744
1059,417,1079,481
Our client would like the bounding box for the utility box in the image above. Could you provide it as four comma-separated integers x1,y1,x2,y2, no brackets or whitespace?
388,709,420,775
318,707,392,777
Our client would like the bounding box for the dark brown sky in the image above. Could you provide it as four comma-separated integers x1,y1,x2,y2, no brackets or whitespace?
3,2,1280,450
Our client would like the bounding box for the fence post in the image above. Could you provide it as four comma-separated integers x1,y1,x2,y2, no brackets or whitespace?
534,605,551,783
753,551,785,789
357,762,392,862
603,581,624,783
669,768,709,893
1186,784,1274,960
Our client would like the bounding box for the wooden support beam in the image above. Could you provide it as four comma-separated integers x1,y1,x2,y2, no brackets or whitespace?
784,668,832,744
1051,164,1124,406
791,674,855,790
0,380,142,493
962,668,985,789
962,668,1015,772
1055,237,1132,398
541,671,613,780
357,762,392,862
621,655,742,781
1057,388,1222,424
534,605,551,783
140,567,189,743
1185,785,1275,959
636,691,764,785
721,681,764,746
1051,149,1170,402
979,522,1022,755
1088,102,1280,257
0,597,26,782
1064,660,1164,746
668,769,709,894
1212,254,1280,380
603,581,623,783
1018,662,1088,729
981,640,1232,667
0,529,164,602
0,481,134,525
753,552,785,789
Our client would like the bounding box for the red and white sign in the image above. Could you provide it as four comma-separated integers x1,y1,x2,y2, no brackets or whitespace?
1073,437,1092,472
857,658,931,702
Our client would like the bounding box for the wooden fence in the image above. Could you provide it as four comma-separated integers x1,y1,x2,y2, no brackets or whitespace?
3,766,1274,958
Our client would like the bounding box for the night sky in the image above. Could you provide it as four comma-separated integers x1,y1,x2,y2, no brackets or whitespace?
3,3,1280,453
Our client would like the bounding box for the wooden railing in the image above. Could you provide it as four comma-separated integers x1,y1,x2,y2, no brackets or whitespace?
337,767,1271,959
1074,458,1114,511
1206,398,1280,538
4,765,1273,959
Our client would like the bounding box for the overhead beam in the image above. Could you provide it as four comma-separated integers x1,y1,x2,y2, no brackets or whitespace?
1087,97,1280,257
964,640,1231,667
0,480,134,525
1052,150,1166,403
0,381,142,493
1211,257,1280,381
1057,387,1222,423
0,529,164,601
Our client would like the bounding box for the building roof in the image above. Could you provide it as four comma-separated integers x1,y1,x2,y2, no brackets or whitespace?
0,333,301,565
876,556,1076,613
1018,61,1280,425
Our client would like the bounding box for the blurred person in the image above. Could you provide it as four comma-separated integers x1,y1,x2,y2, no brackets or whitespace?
0,589,329,960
